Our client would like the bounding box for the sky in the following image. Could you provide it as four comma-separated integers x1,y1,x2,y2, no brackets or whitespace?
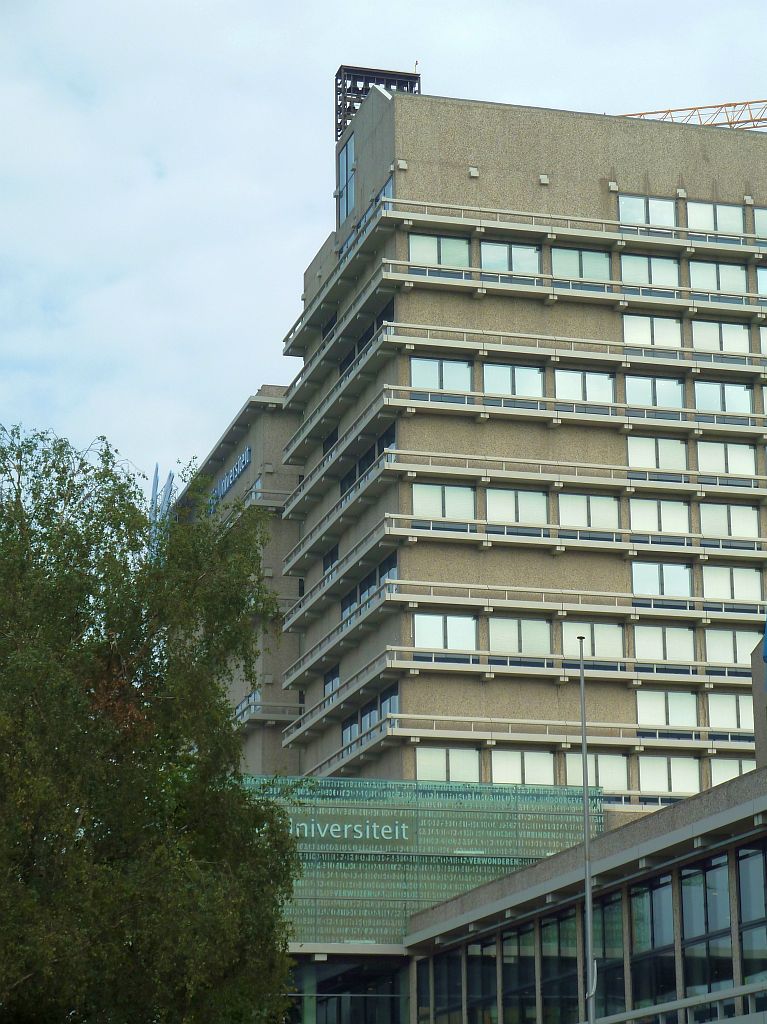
1,0,766,482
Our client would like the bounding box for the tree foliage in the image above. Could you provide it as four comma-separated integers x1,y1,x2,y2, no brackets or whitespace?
0,426,299,1023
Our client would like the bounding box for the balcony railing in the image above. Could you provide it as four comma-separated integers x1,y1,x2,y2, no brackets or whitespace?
282,646,752,747
283,513,766,630
305,711,754,777
386,257,767,313
282,192,767,358
234,692,303,726
282,578,765,687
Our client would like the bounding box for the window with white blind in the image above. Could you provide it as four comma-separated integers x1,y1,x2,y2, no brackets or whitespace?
414,613,477,650
480,241,541,274
625,375,684,408
491,749,555,785
708,692,754,731
412,483,475,519
689,261,748,294
621,254,680,287
699,503,758,539
555,369,614,403
634,623,695,662
630,498,689,534
489,617,551,656
558,493,619,529
416,746,480,782
632,562,692,596
639,755,700,794
411,356,472,391
705,629,761,665
484,363,544,397
486,488,548,524
698,441,756,476
694,380,752,414
619,195,676,227
552,247,611,281
687,201,744,236
691,321,750,354
562,621,623,659
637,690,698,728
565,752,629,791
628,436,687,471
409,234,470,267
710,758,756,786
702,565,761,601
623,314,682,349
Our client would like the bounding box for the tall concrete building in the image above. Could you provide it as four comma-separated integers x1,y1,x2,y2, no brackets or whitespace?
268,84,767,813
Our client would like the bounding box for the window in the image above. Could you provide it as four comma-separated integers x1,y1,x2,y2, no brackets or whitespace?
634,623,695,663
339,424,396,496
632,561,692,596
559,493,619,530
502,925,536,1024
759,266,767,295
755,208,767,238
339,299,395,373
625,375,684,408
624,314,682,348
380,684,399,718
565,752,629,791
628,435,687,471
480,240,541,275
737,842,767,989
705,629,761,666
692,320,750,354
411,356,472,392
413,483,475,520
629,497,689,534
619,194,676,227
562,621,623,659
338,134,355,222
434,949,463,1024
552,246,611,281
687,201,744,236
711,758,756,785
681,855,733,997
414,612,477,651
322,544,339,573
322,426,338,454
489,617,551,656
416,746,480,782
637,690,697,728
341,686,400,748
554,368,614,403
483,362,544,397
689,260,748,294
491,749,555,785
323,665,340,697
341,553,397,619
416,959,430,1024
486,488,547,524
594,894,626,1018
698,440,756,476
341,712,360,748
702,564,761,601
694,380,752,414
638,755,700,794
621,253,680,288
540,910,579,1024
709,691,754,732
467,938,497,1024
409,233,470,268
630,875,676,1008
700,503,758,539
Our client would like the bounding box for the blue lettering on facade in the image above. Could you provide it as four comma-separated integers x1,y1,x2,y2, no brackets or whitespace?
211,446,252,503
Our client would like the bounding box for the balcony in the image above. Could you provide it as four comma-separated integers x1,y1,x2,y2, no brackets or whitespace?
282,448,767,575
281,578,766,688
283,513,767,632
305,711,755,778
234,691,303,728
282,646,752,747
282,193,767,358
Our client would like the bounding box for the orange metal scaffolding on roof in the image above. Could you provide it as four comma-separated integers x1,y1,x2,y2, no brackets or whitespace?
623,99,767,129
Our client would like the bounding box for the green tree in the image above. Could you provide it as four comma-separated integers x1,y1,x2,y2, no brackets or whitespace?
0,425,299,1023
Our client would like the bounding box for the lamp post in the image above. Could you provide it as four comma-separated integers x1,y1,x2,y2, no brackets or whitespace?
577,635,597,1024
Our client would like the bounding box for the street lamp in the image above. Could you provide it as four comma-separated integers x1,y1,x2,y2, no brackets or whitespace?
577,635,597,1024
